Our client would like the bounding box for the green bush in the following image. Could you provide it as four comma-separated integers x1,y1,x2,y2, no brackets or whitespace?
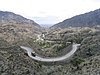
71,57,85,67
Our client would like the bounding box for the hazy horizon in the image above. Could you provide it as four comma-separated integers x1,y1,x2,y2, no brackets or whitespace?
0,0,100,25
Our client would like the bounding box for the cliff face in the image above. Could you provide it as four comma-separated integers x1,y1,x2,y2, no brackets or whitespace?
51,9,100,29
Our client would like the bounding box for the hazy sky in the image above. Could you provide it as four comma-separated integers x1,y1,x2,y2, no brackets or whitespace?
0,0,100,25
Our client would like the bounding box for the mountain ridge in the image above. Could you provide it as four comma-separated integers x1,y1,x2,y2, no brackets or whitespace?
51,8,100,29
0,11,41,43
0,11,40,27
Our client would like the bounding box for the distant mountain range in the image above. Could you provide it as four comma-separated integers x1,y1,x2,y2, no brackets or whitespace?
41,24,53,28
51,8,100,29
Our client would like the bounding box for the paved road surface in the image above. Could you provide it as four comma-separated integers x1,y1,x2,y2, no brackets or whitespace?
20,43,80,62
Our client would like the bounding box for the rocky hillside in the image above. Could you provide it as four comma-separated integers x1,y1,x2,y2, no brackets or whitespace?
0,11,41,43
0,10,100,75
1,26,100,75
51,8,100,29
0,38,43,75
0,11,40,27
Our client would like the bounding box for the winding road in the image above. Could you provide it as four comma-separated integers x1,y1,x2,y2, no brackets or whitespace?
20,43,80,62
